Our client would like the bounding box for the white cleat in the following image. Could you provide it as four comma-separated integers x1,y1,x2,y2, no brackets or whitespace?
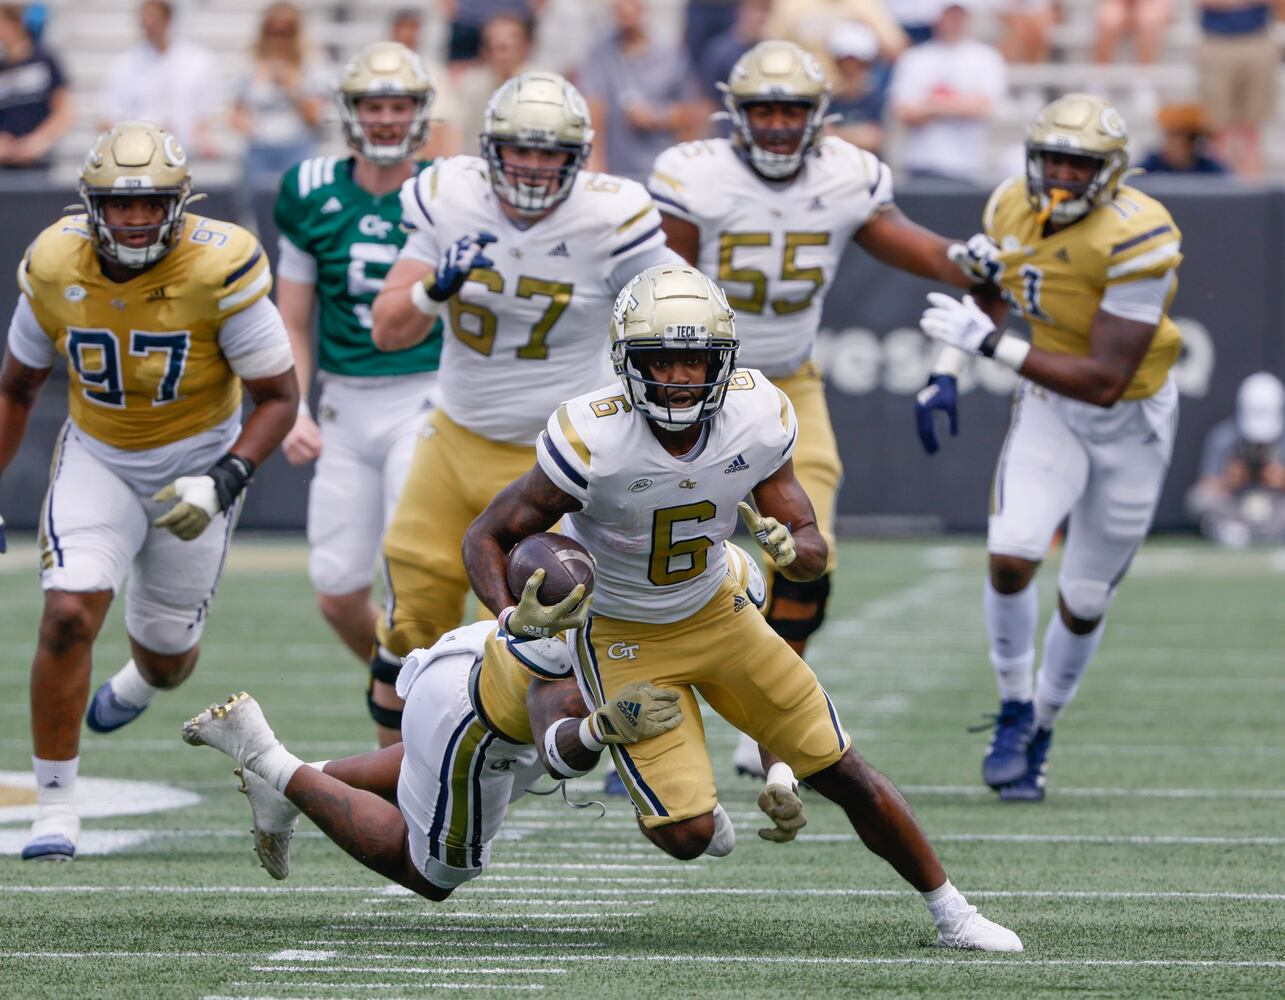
21,809,80,862
935,906,1025,952
181,692,280,768
235,767,299,881
732,732,765,778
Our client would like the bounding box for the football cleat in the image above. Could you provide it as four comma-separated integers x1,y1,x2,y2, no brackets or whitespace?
602,767,627,797
21,810,79,862
999,726,1052,802
979,699,1034,789
181,692,280,768
236,766,300,880
935,905,1025,952
85,681,148,733
732,732,766,779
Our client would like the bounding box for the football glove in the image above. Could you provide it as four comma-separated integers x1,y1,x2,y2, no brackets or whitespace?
757,780,807,843
153,454,254,541
919,293,1002,357
424,229,497,302
499,568,592,640
947,233,1003,285
737,501,795,567
587,682,683,744
915,374,959,455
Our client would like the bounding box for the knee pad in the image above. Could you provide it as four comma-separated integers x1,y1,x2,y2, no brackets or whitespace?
368,646,405,730
765,573,831,643
1057,577,1114,622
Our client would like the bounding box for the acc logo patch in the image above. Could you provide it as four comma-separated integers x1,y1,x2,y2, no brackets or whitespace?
64,285,86,302
627,478,653,493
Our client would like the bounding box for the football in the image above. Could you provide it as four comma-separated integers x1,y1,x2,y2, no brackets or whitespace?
507,532,595,605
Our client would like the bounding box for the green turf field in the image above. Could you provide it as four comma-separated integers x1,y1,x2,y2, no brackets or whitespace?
1,537,1282,998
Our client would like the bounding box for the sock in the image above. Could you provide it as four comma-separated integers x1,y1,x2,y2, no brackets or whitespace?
1034,614,1105,730
984,580,1038,702
109,659,160,709
32,756,78,813
706,803,736,858
922,879,973,927
251,744,305,794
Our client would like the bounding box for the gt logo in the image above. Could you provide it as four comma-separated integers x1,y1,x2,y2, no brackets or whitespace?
679,479,697,489
608,642,640,660
489,758,514,772
358,214,394,239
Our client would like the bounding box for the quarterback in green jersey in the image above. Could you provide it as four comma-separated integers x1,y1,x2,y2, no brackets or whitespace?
274,42,442,745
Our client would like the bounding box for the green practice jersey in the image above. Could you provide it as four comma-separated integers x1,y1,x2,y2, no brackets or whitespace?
275,155,442,377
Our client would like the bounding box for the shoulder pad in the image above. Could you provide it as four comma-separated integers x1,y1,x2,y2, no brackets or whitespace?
189,218,272,316
1101,189,1182,283
19,216,93,299
983,176,1026,238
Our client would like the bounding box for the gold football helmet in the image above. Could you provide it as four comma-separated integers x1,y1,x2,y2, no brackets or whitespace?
1025,93,1130,226
482,71,593,216
610,265,738,430
79,120,192,268
719,40,831,180
338,41,435,164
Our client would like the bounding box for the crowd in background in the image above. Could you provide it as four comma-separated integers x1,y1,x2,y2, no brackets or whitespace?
2,0,1284,186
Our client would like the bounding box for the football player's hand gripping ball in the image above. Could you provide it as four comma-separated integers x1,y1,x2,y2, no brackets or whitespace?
915,373,959,455
587,683,683,744
500,568,593,640
424,229,497,302
737,501,796,567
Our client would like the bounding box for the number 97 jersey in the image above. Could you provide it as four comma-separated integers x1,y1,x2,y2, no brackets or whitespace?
536,370,798,624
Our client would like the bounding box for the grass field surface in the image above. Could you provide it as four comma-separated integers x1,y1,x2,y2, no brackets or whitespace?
1,537,1282,998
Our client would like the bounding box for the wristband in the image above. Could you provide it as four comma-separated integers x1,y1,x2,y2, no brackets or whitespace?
410,279,443,318
980,331,1030,371
579,715,606,752
543,719,593,778
765,761,797,790
205,453,255,512
297,399,311,419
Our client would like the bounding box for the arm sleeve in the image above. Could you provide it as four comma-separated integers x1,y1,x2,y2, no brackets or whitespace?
1098,271,1175,325
276,234,318,285
536,404,592,505
218,296,295,379
6,297,55,369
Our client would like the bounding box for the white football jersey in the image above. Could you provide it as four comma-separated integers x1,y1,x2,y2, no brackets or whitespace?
648,137,893,377
398,156,674,445
537,369,797,623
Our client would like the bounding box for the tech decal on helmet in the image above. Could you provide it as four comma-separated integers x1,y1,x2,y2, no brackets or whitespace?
482,71,593,216
719,40,831,180
610,265,739,431
79,120,192,269
338,41,435,164
1026,93,1130,226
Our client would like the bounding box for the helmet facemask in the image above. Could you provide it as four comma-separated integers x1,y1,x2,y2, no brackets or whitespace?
1026,144,1126,226
340,92,431,164
81,185,191,269
724,95,829,180
613,340,739,431
483,138,587,216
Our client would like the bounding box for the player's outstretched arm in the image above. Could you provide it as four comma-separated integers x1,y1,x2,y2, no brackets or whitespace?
0,351,51,553
746,458,827,582
658,213,700,267
463,465,584,617
855,206,975,288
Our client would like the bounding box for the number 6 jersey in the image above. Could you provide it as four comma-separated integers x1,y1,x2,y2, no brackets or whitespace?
537,370,798,623
396,155,678,445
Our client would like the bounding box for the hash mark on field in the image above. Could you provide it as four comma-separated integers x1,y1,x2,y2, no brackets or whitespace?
266,950,335,962
900,784,1285,800
253,965,565,976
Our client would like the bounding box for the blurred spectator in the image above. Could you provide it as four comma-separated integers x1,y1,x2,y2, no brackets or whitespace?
580,0,709,182
99,0,221,158
231,2,328,191
768,0,908,79
1138,102,1229,175
443,0,542,69
1187,372,1285,547
995,0,1058,64
453,13,532,156
0,2,73,169
699,0,773,102
827,21,887,153
1197,1,1279,179
685,0,741,70
1094,0,1172,65
388,8,460,160
389,8,423,52
885,0,944,44
889,1,1006,182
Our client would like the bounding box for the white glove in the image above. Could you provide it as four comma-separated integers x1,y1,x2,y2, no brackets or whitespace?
736,501,795,567
152,476,220,540
946,233,1003,285
500,569,592,640
919,292,998,356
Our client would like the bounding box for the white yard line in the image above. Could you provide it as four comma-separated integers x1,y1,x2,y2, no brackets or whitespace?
798,833,1285,846
899,784,1285,800
254,965,565,976
342,911,647,919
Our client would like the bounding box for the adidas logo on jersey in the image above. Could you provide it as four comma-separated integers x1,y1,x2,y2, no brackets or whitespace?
808,196,825,211
321,196,343,214
732,594,750,614
549,241,570,257
723,454,749,474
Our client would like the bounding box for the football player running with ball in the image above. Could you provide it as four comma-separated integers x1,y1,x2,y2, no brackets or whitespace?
0,122,297,860
464,265,1023,952
274,43,444,745
649,40,986,788
367,71,679,734
914,94,1184,801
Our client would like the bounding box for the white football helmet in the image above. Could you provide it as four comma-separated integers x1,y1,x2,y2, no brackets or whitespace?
338,41,434,164
610,265,739,431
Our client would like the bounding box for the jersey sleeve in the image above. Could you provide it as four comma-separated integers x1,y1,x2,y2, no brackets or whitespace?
6,296,55,369
276,234,317,284
273,163,307,249
756,375,798,480
217,296,294,378
536,402,592,505
647,145,698,224
833,140,894,226
1104,200,1183,287
214,227,273,319
397,165,443,265
605,179,666,267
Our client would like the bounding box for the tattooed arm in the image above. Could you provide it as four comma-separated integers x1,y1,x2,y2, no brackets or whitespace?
462,464,583,616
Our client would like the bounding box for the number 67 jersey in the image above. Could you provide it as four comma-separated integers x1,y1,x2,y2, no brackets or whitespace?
537,369,798,623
